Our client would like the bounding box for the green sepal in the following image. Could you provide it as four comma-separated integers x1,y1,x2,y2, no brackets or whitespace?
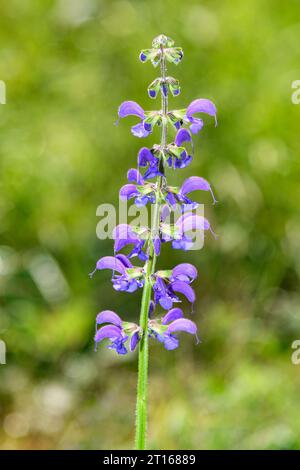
125,268,144,279
136,184,155,195
152,146,163,159
160,223,180,239
148,319,168,336
132,226,150,240
171,109,186,120
168,144,186,158
144,112,161,128
122,322,142,337
166,185,179,194
155,269,172,279
166,113,179,129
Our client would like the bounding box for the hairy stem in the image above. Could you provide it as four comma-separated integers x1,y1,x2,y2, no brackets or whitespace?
135,46,168,450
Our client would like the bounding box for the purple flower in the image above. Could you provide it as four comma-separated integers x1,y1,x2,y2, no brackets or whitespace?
119,184,140,200
90,255,144,293
148,308,198,350
153,264,196,310
185,99,217,134
148,300,155,317
174,212,217,249
177,176,218,205
171,263,198,283
175,212,214,235
117,101,152,138
153,236,161,256
92,36,218,372
165,129,193,169
113,224,148,261
153,277,173,310
175,128,192,147
165,175,216,209
160,212,217,250
160,204,171,223
120,168,156,207
95,310,141,354
127,168,144,185
138,147,162,180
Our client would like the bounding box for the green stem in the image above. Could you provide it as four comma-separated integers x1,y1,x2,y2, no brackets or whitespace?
135,46,168,450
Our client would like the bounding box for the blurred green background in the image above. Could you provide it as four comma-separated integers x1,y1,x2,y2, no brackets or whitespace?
1,0,300,450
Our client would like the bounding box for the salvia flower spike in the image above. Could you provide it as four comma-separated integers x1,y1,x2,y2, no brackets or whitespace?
91,34,218,450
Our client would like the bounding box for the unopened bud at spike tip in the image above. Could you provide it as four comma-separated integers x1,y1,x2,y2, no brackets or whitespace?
152,34,174,48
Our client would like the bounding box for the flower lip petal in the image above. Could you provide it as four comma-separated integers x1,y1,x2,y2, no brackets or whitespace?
160,204,171,223
113,224,137,241
180,176,210,196
162,307,184,325
174,154,193,169
154,236,161,256
110,336,128,355
170,280,196,303
114,238,140,255
114,254,133,268
175,213,210,233
175,128,192,147
130,331,140,351
159,296,173,310
166,318,197,336
138,147,157,166
113,225,142,254
172,236,194,251
163,334,179,350
118,101,145,119
94,324,122,343
127,168,144,185
131,122,151,138
189,118,204,134
96,310,123,327
119,184,140,200
95,256,127,275
148,300,155,317
172,263,197,282
186,98,217,120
